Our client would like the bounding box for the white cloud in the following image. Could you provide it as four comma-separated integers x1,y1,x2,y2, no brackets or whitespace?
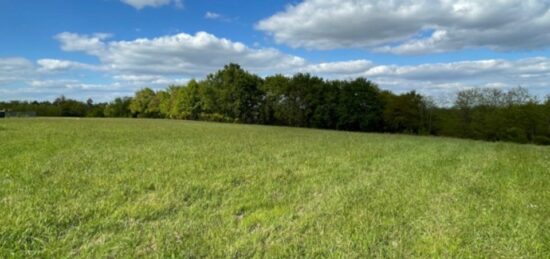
303,60,373,76
29,79,81,89
362,57,550,96
55,31,307,76
205,12,221,19
114,74,189,86
2,80,136,102
3,55,550,101
55,32,110,55
257,0,550,54
0,57,34,84
37,59,101,72
3,31,550,102
120,0,183,10
204,11,233,22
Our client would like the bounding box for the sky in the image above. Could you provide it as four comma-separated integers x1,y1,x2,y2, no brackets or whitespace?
1,0,549,102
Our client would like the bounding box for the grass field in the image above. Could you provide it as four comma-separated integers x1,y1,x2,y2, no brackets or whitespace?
0,118,549,257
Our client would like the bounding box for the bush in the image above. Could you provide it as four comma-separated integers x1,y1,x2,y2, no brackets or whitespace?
501,127,528,144
533,136,550,146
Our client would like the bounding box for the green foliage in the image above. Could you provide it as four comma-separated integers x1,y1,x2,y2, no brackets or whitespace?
2,65,550,146
54,96,88,117
104,97,132,118
310,80,339,129
0,101,61,116
383,91,426,134
443,87,550,144
202,64,264,123
337,78,384,131
129,88,158,118
162,86,187,119
185,80,204,120
1,118,549,257
262,74,292,125
533,135,550,145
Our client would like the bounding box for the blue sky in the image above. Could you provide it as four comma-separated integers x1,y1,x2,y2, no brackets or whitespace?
1,0,549,102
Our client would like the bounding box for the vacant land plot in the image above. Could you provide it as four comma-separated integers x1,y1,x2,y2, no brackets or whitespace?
0,118,548,257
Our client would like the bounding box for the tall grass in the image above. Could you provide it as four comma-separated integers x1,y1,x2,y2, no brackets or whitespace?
0,118,548,257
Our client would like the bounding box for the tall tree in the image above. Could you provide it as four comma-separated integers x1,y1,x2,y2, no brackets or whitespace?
129,88,156,118
203,64,264,123
104,97,132,117
337,78,384,132
383,91,426,134
262,74,291,125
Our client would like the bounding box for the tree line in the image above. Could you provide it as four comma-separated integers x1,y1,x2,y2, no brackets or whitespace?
2,64,549,145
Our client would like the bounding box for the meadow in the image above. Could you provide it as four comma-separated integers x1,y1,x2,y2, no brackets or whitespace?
0,118,548,257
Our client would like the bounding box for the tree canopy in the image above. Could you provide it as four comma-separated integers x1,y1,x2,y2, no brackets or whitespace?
2,64,549,145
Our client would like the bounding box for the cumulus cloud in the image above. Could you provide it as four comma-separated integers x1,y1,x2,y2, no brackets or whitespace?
3,55,550,101
55,31,307,77
3,30,550,102
362,57,550,96
120,0,183,10
257,0,550,54
55,32,110,55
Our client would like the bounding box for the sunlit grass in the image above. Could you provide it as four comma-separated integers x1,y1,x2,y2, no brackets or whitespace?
1,118,548,257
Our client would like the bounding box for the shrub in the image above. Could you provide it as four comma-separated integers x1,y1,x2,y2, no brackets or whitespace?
501,127,528,144
533,136,550,146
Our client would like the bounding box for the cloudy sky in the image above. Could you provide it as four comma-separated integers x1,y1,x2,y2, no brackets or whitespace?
1,0,550,101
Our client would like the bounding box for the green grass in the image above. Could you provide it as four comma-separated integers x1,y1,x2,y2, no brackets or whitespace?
0,118,549,257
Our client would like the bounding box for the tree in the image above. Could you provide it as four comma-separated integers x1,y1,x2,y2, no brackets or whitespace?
337,78,384,132
129,88,156,118
264,73,325,127
262,74,291,125
54,95,87,117
7,63,550,146
104,97,132,117
163,85,187,119
186,80,204,120
149,90,168,118
545,96,550,136
383,91,426,134
311,80,340,129
86,98,94,107
202,64,264,123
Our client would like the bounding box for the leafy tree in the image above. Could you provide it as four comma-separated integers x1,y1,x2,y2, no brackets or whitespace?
185,80,204,120
54,96,87,117
262,74,291,125
149,90,168,118
383,91,426,134
104,97,132,117
290,73,325,127
311,80,340,129
129,88,156,118
337,78,384,132
4,64,550,146
202,64,264,123
158,86,185,119
265,73,324,127
158,88,174,118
